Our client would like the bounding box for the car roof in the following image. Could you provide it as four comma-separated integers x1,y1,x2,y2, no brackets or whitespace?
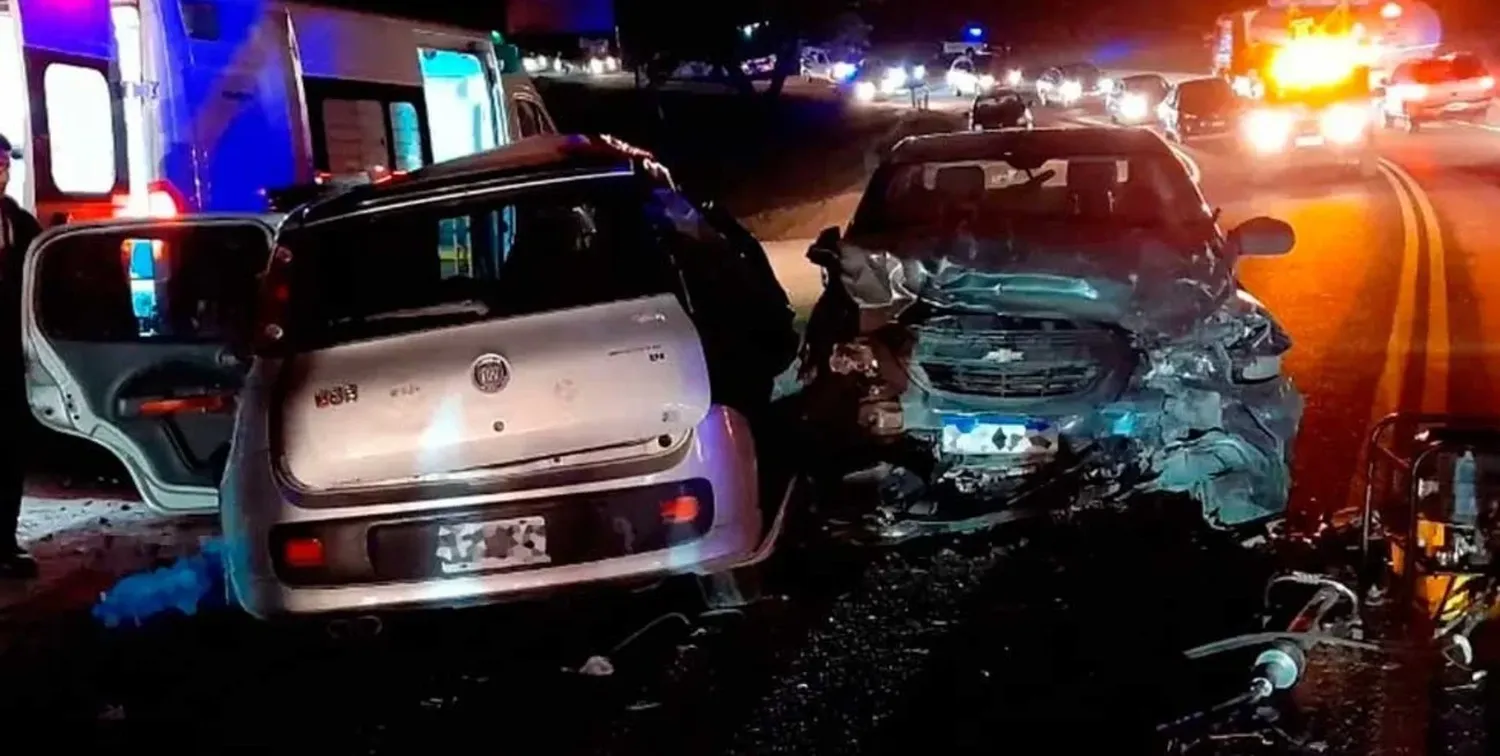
287,134,655,228
887,127,1172,165
1178,76,1231,89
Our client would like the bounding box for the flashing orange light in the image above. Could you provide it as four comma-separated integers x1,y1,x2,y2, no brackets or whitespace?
1381,2,1402,20
1267,34,1361,89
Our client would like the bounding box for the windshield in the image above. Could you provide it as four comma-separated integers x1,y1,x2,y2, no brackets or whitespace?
1179,80,1236,110
1060,63,1100,82
849,152,1204,239
275,178,696,350
1409,56,1486,83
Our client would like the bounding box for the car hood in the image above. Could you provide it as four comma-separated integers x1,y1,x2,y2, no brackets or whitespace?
837,226,1235,337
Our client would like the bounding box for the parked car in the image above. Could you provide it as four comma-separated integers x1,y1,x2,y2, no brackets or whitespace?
798,127,1302,542
20,135,800,619
1377,52,1495,131
1105,73,1171,125
970,90,1033,130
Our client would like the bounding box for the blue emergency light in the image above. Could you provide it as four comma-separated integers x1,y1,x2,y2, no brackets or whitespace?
966,26,984,39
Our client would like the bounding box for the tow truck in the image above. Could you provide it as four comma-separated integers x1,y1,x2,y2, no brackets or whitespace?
1236,18,1381,179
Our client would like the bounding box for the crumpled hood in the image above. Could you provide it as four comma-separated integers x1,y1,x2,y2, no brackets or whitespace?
838,226,1235,336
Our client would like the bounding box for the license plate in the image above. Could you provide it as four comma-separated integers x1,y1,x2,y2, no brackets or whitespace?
939,415,1058,456
1294,135,1324,147
434,515,550,575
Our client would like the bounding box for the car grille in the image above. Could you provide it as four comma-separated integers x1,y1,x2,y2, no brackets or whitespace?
911,314,1128,399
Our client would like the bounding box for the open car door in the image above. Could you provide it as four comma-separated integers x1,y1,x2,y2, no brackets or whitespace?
22,216,276,514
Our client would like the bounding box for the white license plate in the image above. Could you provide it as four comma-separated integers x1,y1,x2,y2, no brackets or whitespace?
1294,135,1324,147
434,515,550,575
940,417,1058,456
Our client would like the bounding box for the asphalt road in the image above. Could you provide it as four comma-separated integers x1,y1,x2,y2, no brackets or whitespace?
1,74,1496,754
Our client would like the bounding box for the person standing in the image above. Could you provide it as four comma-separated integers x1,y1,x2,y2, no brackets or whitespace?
0,133,42,578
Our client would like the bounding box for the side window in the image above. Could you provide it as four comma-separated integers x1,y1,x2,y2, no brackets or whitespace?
320,99,389,174
513,99,553,138
388,102,424,172
36,225,267,343
43,64,117,194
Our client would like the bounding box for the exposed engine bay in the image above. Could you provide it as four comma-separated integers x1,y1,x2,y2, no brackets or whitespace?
799,222,1303,541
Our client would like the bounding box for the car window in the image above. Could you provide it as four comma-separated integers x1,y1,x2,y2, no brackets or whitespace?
1179,79,1234,109
513,98,552,138
36,225,268,343
1410,59,1458,84
1451,54,1487,80
274,179,701,351
850,151,1203,237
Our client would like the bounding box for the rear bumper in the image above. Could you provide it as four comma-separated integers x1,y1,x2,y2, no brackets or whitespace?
1406,99,1492,119
220,405,762,619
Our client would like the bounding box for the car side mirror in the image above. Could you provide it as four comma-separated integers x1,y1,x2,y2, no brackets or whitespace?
1228,216,1294,257
807,226,841,267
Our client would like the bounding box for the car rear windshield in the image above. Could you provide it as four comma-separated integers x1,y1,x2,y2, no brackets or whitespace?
850,151,1204,238
1408,55,1486,83
1179,79,1235,110
274,176,691,351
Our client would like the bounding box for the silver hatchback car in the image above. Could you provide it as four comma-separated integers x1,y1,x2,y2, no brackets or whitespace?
21,136,799,619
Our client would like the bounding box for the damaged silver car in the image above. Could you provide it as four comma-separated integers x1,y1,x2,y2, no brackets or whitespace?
799,128,1303,541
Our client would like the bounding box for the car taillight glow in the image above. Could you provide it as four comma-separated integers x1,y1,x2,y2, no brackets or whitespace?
1481,76,1495,89
111,181,182,218
282,537,325,569
660,495,700,524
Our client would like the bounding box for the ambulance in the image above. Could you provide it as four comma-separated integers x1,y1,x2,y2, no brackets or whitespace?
0,0,555,226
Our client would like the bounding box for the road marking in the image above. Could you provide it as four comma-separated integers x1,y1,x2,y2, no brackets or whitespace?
1381,158,1449,412
1455,120,1500,134
1371,157,1448,417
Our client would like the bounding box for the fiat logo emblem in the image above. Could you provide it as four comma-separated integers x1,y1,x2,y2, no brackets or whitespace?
471,354,511,393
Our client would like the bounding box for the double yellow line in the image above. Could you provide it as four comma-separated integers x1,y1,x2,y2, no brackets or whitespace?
1371,157,1448,421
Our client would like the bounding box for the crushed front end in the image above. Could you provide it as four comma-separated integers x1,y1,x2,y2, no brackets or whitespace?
801,246,1303,542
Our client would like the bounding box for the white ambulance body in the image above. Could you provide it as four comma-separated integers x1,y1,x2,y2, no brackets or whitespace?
1,0,554,224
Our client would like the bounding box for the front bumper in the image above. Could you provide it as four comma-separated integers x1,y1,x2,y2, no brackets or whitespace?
221,405,762,618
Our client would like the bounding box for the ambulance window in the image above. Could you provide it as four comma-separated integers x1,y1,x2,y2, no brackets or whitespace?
179,1,221,42
320,99,389,174
43,64,116,194
389,102,424,171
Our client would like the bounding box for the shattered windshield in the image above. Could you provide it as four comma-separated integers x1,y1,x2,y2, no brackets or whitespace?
849,152,1205,240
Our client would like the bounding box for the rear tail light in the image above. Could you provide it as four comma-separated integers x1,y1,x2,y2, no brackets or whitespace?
281,537,325,569
660,495,700,524
111,180,183,218
134,392,234,417
253,245,294,357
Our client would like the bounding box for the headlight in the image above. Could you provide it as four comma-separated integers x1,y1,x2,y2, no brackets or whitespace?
1120,93,1148,121
604,56,618,71
1060,80,1082,100
854,80,877,101
1320,103,1368,144
1243,108,1294,153
883,67,907,89
1099,78,1115,93
1006,69,1022,86
912,65,926,79
832,61,856,80
588,57,605,75
978,74,995,89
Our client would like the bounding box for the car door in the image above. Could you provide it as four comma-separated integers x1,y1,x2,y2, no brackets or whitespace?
23,216,275,514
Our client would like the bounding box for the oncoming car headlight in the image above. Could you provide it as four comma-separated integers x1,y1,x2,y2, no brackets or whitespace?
1320,103,1368,144
1120,93,1148,121
1099,78,1115,93
1006,69,1022,86
1243,108,1294,153
978,73,995,89
1060,79,1082,101
881,67,906,92
854,80,877,101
